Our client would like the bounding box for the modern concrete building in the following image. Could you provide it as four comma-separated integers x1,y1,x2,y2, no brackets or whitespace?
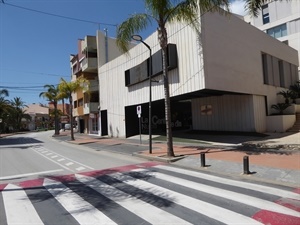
97,11,298,138
244,0,300,77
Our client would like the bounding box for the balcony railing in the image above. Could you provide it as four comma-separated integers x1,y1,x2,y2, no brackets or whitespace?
82,58,97,72
84,102,99,114
83,80,99,93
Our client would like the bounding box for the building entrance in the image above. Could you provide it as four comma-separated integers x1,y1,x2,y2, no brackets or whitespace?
125,100,192,138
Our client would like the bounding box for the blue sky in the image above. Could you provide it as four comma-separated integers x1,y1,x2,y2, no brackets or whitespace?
0,0,245,105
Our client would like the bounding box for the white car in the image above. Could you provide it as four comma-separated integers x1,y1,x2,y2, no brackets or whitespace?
64,124,71,130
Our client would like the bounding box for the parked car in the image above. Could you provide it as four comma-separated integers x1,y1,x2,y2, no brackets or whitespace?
64,124,71,130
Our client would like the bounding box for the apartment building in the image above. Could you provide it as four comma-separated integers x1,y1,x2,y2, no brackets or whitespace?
244,0,300,77
97,11,298,138
70,32,133,135
70,35,99,134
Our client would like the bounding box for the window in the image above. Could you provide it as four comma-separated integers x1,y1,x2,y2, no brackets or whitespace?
262,5,269,24
278,60,285,87
262,53,297,88
262,53,269,84
267,24,287,38
78,98,83,107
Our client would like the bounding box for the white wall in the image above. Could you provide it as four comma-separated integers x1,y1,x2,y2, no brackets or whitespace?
266,115,295,132
244,0,300,76
202,12,298,94
201,12,298,114
191,95,267,132
99,21,205,137
98,11,299,137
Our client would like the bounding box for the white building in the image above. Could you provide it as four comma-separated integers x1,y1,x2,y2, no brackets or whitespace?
96,11,298,138
244,0,300,77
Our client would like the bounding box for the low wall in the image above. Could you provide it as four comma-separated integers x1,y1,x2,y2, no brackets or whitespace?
296,104,300,113
266,115,296,132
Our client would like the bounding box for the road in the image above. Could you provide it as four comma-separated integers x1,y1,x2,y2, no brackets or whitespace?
0,131,299,225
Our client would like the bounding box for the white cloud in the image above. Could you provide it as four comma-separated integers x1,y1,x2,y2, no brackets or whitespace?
230,0,247,16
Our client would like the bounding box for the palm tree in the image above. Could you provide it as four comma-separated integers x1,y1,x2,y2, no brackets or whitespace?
39,84,61,135
9,97,30,131
244,0,287,17
58,78,89,141
271,103,291,115
0,89,9,134
0,89,9,97
116,0,229,157
290,81,300,99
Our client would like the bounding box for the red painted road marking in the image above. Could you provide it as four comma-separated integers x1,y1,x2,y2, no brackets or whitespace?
276,198,300,212
19,178,44,189
0,184,8,191
0,162,164,189
253,210,300,225
293,188,300,194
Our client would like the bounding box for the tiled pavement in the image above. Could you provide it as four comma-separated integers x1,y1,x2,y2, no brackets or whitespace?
1,130,299,187
56,130,300,187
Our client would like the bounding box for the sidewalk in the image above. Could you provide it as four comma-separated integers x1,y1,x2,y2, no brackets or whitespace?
54,130,300,187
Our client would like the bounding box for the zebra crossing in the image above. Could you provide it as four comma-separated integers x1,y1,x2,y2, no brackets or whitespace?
0,162,299,225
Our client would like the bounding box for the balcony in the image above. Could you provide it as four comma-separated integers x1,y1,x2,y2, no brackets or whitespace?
73,108,79,117
83,80,99,93
84,102,99,114
81,57,97,73
81,36,97,53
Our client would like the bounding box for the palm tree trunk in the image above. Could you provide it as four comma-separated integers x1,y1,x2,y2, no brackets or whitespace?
159,26,174,157
54,102,59,135
69,96,75,141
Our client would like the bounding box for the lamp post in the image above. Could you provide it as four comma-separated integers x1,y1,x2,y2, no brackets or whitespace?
132,34,152,154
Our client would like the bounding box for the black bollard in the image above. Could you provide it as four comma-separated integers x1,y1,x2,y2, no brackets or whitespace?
200,153,206,167
243,156,250,174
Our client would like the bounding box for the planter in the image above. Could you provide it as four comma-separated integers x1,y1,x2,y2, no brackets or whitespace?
266,115,296,132
285,104,296,115
296,104,300,113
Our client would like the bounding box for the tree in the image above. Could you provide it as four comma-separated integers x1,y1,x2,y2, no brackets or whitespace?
277,90,294,104
290,81,300,99
0,89,9,97
0,89,9,117
39,84,61,135
9,97,30,131
271,103,291,115
58,78,89,141
244,0,288,17
0,89,9,133
116,0,229,157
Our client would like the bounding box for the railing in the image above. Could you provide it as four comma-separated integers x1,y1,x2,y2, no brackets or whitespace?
84,102,99,114
83,80,99,93
81,58,97,72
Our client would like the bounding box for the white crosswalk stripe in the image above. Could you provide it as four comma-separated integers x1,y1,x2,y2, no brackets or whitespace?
109,172,264,225
44,178,117,225
131,168,300,217
0,165,299,225
3,184,44,225
155,165,300,200
76,174,192,225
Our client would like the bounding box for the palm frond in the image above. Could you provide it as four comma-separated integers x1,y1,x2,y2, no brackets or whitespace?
116,13,152,53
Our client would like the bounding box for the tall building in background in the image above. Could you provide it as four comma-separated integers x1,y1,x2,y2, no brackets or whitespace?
70,31,133,135
244,0,300,78
70,35,99,134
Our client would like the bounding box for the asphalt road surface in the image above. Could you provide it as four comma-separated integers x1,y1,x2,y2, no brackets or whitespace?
0,131,299,225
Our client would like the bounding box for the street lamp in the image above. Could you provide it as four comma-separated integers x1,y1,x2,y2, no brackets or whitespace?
131,34,152,154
